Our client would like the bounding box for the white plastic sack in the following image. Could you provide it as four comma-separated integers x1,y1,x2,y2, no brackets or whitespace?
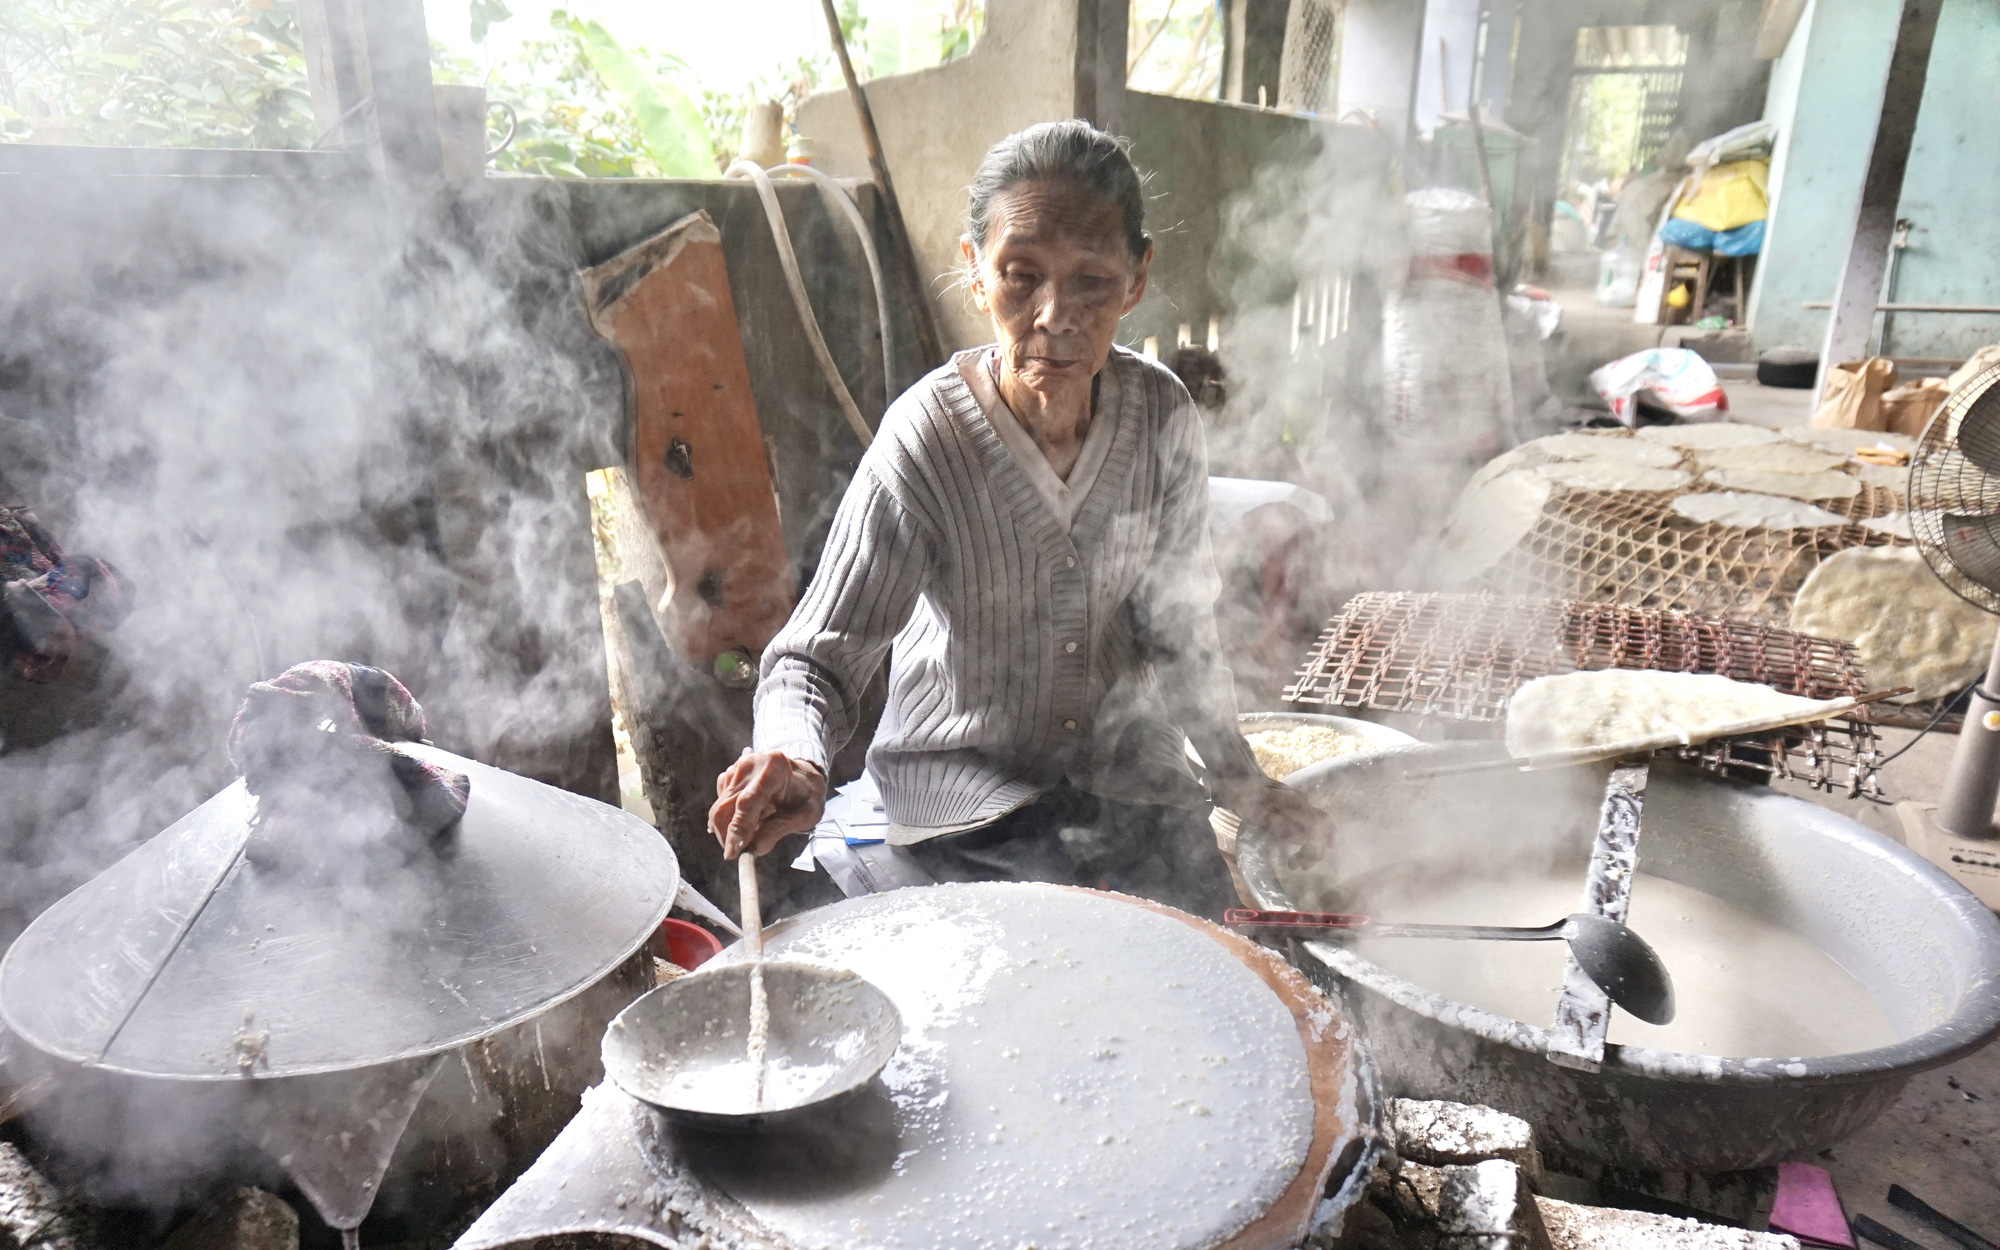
1589,348,1729,425
1406,186,1494,255
1507,292,1562,340
1385,189,1511,455
1596,248,1641,308
1503,298,1565,442
1686,120,1777,169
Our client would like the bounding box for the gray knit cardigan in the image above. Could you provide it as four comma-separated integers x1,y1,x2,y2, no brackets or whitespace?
752,344,1261,839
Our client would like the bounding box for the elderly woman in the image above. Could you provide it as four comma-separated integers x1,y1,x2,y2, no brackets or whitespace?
708,119,1322,916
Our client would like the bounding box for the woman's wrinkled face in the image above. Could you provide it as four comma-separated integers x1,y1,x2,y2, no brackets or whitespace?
964,178,1151,396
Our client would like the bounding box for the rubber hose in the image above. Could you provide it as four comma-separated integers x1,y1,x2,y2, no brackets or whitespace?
761,163,896,409
725,159,877,447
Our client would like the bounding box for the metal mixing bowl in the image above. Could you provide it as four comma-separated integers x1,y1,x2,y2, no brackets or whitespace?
1237,741,2000,1173
602,961,902,1134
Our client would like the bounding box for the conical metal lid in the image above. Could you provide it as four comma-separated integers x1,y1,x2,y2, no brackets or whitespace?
0,746,677,1079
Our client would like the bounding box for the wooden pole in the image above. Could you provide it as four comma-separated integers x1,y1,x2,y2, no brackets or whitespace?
814,0,947,370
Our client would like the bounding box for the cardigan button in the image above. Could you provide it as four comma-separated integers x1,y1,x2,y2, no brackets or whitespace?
1062,718,1078,732
1063,556,1077,569
1064,641,1078,654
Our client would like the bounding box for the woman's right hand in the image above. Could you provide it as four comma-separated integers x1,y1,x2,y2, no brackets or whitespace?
708,751,828,859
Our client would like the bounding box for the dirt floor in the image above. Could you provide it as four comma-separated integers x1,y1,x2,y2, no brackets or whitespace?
1770,724,2000,1244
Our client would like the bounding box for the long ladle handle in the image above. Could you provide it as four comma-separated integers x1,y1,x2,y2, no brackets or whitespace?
738,851,763,959
1224,908,1570,942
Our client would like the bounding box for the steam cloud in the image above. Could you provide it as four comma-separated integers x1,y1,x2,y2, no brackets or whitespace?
0,179,623,952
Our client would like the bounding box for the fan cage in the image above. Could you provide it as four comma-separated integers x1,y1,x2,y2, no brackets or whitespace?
1911,361,2000,617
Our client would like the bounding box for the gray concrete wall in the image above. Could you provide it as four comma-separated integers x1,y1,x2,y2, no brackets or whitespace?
796,5,1396,360
1751,0,2000,360
1338,0,1430,142
794,0,1084,351
1121,92,1393,352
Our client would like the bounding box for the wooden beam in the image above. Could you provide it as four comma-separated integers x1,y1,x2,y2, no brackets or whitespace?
342,0,443,184
294,0,365,149
0,147,361,179
1075,0,1130,134
1815,0,1942,401
593,468,770,914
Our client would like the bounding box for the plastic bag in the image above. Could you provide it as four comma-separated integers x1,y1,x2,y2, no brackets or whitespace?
1589,348,1729,425
1671,159,1769,233
1947,345,2000,393
1384,188,1512,455
1406,186,1495,255
1596,247,1641,307
1685,120,1777,168
1656,217,1765,257
1809,358,1899,431
1882,378,1950,439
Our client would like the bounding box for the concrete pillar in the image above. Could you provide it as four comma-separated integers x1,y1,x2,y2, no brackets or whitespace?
1676,0,1772,145
1817,0,1942,394
1074,0,1128,135
1413,0,1480,136
1477,0,1521,116
1502,0,1582,237
342,0,443,184
1224,0,1290,107
1335,0,1429,143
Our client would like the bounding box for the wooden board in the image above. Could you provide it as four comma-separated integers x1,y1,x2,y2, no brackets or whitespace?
581,210,794,664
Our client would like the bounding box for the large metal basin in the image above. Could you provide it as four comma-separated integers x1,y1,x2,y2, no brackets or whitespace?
1237,742,2000,1174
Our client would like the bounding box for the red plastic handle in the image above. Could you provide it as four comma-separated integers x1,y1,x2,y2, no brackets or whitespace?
1223,908,1372,930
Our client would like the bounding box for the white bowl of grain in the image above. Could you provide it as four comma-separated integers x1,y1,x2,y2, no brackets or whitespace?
1238,711,1419,782
1214,713,1419,855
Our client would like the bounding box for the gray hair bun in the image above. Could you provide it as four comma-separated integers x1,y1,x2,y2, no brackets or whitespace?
965,119,1150,261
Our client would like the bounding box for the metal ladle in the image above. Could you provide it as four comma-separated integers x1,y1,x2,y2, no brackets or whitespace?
602,853,904,1132
1225,907,1676,1026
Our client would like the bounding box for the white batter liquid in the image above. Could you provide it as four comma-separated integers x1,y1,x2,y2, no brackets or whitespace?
664,1053,843,1114
1353,871,1896,1056
705,884,1319,1250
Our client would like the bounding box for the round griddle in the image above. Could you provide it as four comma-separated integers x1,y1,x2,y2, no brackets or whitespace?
0,745,677,1079
677,883,1356,1250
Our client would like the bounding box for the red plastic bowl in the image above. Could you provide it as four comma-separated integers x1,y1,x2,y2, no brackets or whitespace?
658,917,724,971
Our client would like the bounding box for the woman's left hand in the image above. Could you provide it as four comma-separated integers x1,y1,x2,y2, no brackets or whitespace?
1224,779,1331,858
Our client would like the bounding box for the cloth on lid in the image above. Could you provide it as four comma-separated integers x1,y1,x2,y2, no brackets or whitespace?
229,661,470,847
1,504,130,684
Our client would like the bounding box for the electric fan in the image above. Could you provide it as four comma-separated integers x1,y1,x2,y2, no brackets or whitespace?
1907,362,2000,906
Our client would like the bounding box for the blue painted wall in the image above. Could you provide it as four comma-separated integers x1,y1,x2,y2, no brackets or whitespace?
1750,0,2000,360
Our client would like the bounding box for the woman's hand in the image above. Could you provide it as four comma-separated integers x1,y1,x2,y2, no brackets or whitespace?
708,751,828,859
1222,777,1331,864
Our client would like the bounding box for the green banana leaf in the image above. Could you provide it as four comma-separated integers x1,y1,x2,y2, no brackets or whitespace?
569,17,714,178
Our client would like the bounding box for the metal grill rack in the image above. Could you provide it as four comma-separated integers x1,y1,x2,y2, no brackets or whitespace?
1475,478,1908,630
1284,591,1884,796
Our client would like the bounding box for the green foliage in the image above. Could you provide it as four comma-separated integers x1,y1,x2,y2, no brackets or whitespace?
566,15,711,178
0,0,315,148
434,25,656,179
700,55,821,172
467,0,510,46
0,0,987,172
1564,72,1647,184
